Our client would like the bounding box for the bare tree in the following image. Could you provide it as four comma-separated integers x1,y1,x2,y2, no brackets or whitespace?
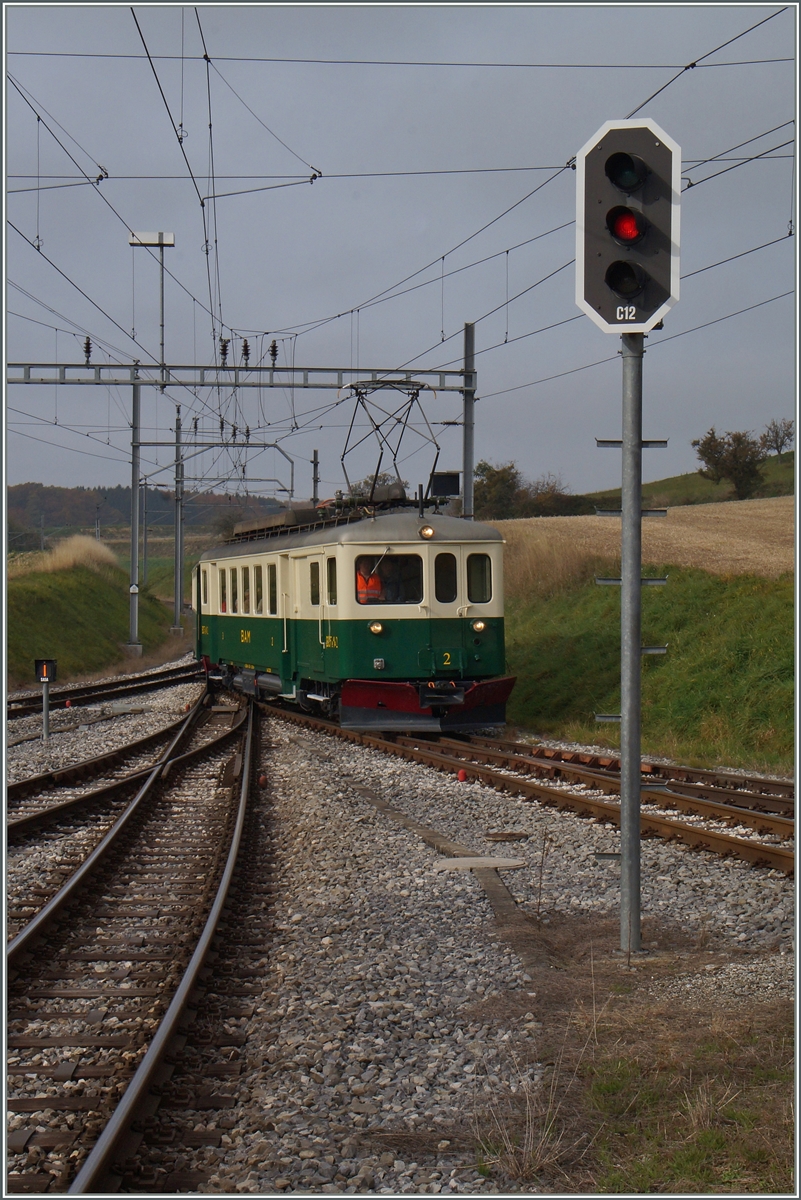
760,418,794,461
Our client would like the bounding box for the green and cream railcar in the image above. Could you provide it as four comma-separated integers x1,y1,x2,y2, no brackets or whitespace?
195,509,515,731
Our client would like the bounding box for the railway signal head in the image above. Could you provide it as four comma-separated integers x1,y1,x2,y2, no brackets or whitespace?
575,119,680,333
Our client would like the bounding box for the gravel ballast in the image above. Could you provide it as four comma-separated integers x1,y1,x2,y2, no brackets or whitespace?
191,715,792,1195
6,695,791,1193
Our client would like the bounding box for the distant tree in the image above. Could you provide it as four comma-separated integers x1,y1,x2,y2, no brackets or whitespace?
211,507,245,539
474,461,524,519
760,417,794,461
349,471,409,497
473,461,593,520
691,428,767,500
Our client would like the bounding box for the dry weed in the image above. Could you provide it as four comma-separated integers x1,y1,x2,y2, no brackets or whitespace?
8,535,118,577
474,999,610,1184
495,495,793,580
678,1080,741,1133
497,522,614,601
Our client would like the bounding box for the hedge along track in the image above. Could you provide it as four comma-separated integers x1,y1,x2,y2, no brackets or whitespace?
5,699,256,1195
259,704,793,876
7,663,203,721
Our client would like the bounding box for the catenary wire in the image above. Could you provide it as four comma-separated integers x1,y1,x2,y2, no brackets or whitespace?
626,7,788,118
480,291,793,399
6,50,793,68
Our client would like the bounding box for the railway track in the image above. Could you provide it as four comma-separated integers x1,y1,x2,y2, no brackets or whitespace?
6,695,256,1194
259,704,794,875
7,662,203,721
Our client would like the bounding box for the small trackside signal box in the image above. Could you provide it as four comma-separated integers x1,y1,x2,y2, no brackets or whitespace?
35,659,57,683
576,119,680,333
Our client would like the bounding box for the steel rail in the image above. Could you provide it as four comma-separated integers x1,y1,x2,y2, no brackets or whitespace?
7,706,201,805
424,736,794,839
260,703,793,874
6,696,245,966
67,701,255,1194
6,701,246,841
7,663,202,719
469,732,794,799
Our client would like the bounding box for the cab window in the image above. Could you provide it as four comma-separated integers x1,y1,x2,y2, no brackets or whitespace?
310,561,320,606
242,566,250,614
254,565,263,614
467,553,492,603
219,568,227,613
435,553,458,603
230,568,239,614
356,554,423,604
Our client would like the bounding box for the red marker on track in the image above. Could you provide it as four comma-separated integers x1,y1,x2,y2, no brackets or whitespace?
457,769,468,783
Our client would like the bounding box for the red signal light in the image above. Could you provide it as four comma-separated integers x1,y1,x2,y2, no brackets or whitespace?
606,206,646,245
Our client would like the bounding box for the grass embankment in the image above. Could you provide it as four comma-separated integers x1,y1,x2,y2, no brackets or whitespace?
500,526,792,772
588,450,794,509
103,534,211,604
468,915,793,1193
6,537,174,686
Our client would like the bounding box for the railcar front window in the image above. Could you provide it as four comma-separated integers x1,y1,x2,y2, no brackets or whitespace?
201,569,208,607
355,554,423,604
327,557,337,605
435,553,458,603
467,553,492,603
254,565,263,614
268,564,278,615
230,568,239,614
242,566,250,614
219,568,227,613
310,561,320,606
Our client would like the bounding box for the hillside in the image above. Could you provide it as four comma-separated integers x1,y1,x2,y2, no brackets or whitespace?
493,497,793,771
6,541,174,685
588,450,794,509
496,494,794,578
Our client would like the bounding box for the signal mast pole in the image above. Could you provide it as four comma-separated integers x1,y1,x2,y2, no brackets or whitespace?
462,322,475,520
575,119,680,956
620,333,645,951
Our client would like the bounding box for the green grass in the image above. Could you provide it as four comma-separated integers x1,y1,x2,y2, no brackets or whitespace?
588,450,794,509
506,565,793,771
586,1014,794,1194
6,563,173,684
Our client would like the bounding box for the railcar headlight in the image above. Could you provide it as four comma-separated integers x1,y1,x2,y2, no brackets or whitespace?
368,621,383,634
418,525,435,540
471,620,486,632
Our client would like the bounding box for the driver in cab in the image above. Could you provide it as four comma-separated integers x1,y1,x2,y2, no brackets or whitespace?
356,556,385,604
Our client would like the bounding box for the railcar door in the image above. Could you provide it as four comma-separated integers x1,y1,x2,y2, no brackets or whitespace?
322,552,340,680
294,554,326,679
427,547,465,676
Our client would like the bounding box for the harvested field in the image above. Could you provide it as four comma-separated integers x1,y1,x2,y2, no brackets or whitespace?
496,495,793,579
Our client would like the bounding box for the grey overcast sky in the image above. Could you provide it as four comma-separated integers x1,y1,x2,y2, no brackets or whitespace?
4,3,798,503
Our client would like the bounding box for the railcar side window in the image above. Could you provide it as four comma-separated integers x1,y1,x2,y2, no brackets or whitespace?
230,568,239,614
310,561,320,606
327,557,337,605
467,553,492,603
219,568,227,613
242,566,250,614
254,565,264,614
201,569,208,607
435,553,458,603
355,554,423,604
268,564,278,615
